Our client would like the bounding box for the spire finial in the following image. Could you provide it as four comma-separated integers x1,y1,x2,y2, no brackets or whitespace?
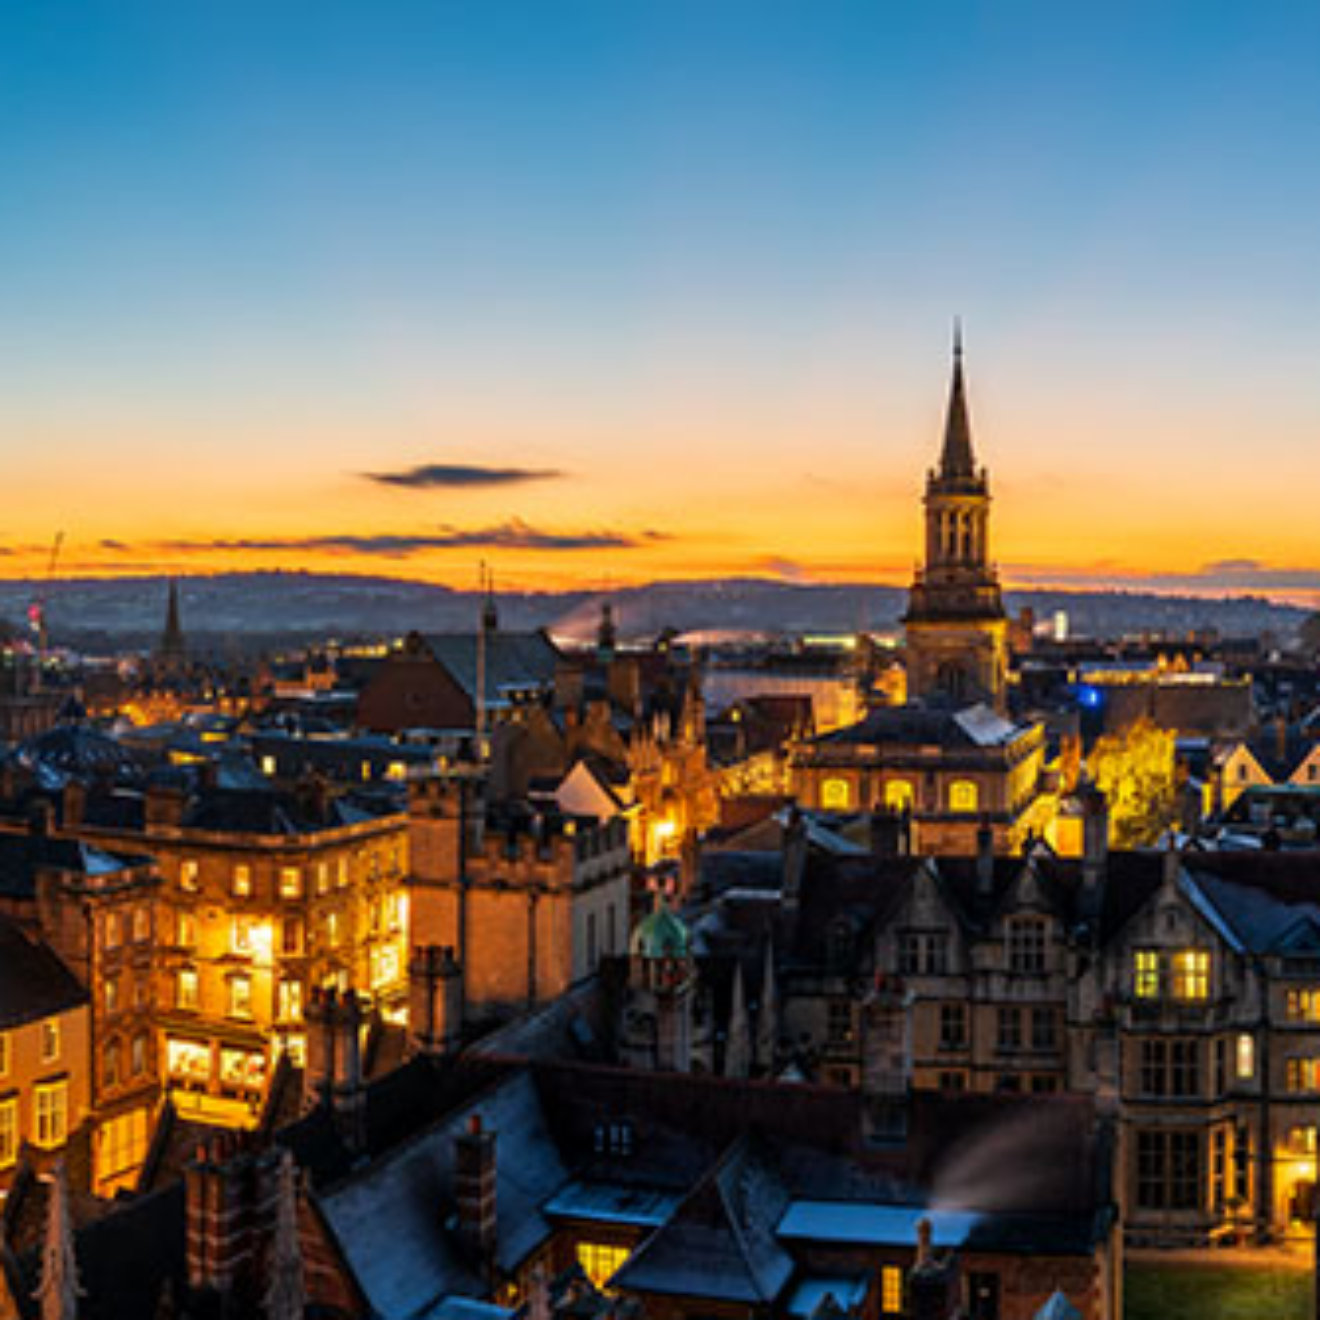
953,317,963,362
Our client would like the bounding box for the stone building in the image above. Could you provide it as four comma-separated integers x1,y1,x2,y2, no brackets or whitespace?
408,776,632,1030
57,777,409,1129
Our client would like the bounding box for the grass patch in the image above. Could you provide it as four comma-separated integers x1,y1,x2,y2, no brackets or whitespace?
1126,1262,1310,1320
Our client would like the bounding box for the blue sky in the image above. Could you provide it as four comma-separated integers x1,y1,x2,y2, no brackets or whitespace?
2,2,1319,595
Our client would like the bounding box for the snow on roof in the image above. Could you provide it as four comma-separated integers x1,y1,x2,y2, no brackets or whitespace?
952,703,1021,747
786,1276,869,1317
776,1201,982,1247
541,1179,683,1228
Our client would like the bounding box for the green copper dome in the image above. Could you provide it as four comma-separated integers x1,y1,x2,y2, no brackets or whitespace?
630,903,689,960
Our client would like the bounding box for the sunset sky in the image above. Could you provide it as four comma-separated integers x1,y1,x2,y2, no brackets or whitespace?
3,3,1319,600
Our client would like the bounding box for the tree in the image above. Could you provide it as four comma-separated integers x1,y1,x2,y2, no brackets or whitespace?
1088,717,1178,848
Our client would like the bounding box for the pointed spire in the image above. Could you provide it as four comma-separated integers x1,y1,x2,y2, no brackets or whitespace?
938,321,977,482
480,563,498,633
33,1162,82,1320
262,1149,307,1320
159,579,186,664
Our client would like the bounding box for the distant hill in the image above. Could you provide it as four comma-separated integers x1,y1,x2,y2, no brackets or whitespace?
0,571,1304,653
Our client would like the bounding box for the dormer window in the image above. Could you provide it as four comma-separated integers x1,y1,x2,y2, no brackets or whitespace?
1007,917,1047,973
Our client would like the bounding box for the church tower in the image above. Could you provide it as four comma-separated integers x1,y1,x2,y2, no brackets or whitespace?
903,328,1008,711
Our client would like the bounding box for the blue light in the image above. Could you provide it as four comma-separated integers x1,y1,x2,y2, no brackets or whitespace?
1077,685,1103,710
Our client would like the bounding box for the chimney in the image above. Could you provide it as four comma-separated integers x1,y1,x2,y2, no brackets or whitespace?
975,819,994,897
1082,782,1109,895
62,781,85,829
28,799,55,838
332,990,367,1153
454,1114,498,1273
302,987,337,1113
185,1139,282,1302
908,1216,958,1320
408,945,463,1056
782,805,807,921
145,781,187,829
870,807,905,857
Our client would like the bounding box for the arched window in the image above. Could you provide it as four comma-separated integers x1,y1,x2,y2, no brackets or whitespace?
885,780,914,813
821,778,852,810
949,780,979,813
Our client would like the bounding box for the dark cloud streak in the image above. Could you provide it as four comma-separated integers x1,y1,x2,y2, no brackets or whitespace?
362,463,563,489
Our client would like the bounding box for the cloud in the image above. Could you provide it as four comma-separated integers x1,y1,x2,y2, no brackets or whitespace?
150,520,670,559
362,463,563,489
99,539,129,551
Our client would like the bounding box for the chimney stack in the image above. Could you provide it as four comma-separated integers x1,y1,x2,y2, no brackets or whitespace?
782,805,807,922
408,945,463,1056
454,1113,498,1274
975,818,994,897
908,1216,958,1320
1082,781,1110,896
184,1139,281,1299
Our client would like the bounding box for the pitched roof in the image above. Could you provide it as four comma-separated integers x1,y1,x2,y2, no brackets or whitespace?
424,631,561,707
0,913,87,1029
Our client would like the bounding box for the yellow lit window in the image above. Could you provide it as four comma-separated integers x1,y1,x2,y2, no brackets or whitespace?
178,912,197,948
179,860,199,892
884,780,914,812
1287,1057,1320,1093
229,976,253,1019
1172,949,1210,1001
232,865,252,897
0,1097,17,1168
41,1021,60,1063
97,1107,149,1182
1290,1125,1317,1155
575,1242,629,1289
1133,950,1160,999
133,907,151,943
949,780,979,813
326,912,341,948
882,1265,903,1313
279,867,302,899
1237,1033,1255,1080
316,862,330,895
104,912,121,950
177,968,199,1010
1287,989,1320,1022
821,778,851,810
34,1081,68,1148
278,980,303,1022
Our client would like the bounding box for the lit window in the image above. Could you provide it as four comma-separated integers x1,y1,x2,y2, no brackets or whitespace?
232,865,252,897
1172,949,1210,1001
0,1097,16,1168
821,777,851,810
177,912,197,948
282,916,304,955
105,976,120,1015
278,980,303,1022
104,912,121,950
261,755,277,776
177,968,199,1010
949,780,979,813
34,1081,68,1148
316,862,330,895
1287,1057,1320,1093
280,867,302,899
179,860,199,892
1134,950,1160,999
387,760,407,782
231,919,253,955
132,907,151,943
41,1021,60,1063
97,1108,149,1182
882,1265,903,1313
326,912,340,949
337,858,349,889
228,976,253,1019
575,1242,629,1289
1237,1033,1255,1080
1290,1125,1317,1155
1287,989,1320,1022
884,780,913,812
131,1033,147,1076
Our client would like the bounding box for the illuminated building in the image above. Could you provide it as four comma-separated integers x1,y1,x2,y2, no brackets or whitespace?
0,827,158,1194
60,777,408,1128
0,914,91,1192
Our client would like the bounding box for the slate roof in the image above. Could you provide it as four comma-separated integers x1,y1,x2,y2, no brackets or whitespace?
1181,851,1320,954
0,913,87,1029
424,631,561,707
812,702,1026,752
0,830,144,899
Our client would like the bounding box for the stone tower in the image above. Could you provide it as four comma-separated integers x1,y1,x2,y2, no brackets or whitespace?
903,327,1008,712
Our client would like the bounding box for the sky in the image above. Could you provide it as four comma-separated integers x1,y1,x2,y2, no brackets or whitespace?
2,1,1320,600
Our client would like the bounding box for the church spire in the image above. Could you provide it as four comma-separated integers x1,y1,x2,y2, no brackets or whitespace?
938,320,977,483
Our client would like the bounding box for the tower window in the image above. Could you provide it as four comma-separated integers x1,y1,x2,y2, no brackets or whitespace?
821,777,851,810
949,780,979,813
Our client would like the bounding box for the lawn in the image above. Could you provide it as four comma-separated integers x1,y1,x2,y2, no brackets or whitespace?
1126,1261,1311,1320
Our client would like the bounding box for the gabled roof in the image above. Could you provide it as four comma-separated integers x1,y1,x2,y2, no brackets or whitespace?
0,913,87,1029
1180,851,1320,955
424,631,561,706
811,702,1028,752
609,1134,793,1302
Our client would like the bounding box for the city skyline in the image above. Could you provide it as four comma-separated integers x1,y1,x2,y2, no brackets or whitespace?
3,3,1320,603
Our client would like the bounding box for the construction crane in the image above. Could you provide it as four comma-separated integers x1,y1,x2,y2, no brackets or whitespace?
27,531,64,691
